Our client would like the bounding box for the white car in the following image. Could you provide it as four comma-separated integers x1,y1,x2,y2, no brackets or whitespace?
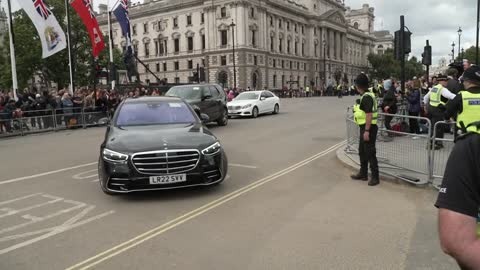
227,90,280,118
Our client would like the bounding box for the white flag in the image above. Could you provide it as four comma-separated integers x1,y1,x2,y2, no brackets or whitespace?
18,0,67,58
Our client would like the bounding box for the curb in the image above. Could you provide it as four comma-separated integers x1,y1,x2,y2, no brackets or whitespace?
336,146,431,189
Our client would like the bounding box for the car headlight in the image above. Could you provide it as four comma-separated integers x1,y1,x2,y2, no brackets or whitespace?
102,148,129,163
201,142,222,156
242,104,252,109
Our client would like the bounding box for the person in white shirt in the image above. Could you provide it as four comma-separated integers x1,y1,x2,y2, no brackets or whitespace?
423,75,456,150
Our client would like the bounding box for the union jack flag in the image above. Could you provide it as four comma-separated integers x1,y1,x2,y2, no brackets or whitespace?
120,0,128,10
32,0,51,20
82,0,96,19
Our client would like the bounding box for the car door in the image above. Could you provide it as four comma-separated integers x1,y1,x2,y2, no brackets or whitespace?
265,91,276,112
209,85,223,120
259,92,269,113
201,86,216,120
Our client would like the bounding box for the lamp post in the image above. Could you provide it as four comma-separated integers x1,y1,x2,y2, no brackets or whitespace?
230,20,237,90
458,27,462,59
462,48,465,60
477,0,479,65
451,42,455,63
323,39,327,91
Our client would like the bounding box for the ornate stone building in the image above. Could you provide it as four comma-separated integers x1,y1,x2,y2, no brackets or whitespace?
0,2,7,48
97,0,391,89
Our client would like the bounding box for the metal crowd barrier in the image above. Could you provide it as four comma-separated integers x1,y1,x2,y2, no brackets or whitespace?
0,108,110,138
345,107,454,188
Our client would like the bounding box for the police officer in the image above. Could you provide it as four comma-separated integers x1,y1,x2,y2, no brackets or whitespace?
337,83,343,98
435,65,480,269
423,74,456,150
350,73,379,186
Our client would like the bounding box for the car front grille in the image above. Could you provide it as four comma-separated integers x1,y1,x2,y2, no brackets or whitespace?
132,150,200,175
228,106,242,110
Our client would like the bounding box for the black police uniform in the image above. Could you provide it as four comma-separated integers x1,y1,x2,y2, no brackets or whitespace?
358,94,380,182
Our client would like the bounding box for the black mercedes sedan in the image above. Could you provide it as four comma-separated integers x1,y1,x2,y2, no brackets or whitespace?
98,96,228,195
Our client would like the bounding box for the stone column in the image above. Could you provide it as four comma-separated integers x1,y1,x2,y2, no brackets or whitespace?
329,29,334,59
336,32,341,60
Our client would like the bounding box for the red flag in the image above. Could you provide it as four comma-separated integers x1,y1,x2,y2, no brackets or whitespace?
71,0,105,57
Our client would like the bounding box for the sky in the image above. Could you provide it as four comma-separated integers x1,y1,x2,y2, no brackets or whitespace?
2,0,478,66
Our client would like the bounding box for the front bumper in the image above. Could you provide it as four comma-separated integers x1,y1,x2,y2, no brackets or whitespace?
228,108,252,116
100,151,227,193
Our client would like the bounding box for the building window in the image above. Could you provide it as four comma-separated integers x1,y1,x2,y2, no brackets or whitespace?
287,40,291,54
270,36,274,51
279,38,283,52
133,43,138,53
316,64,319,71
221,7,227,18
301,25,305,34
297,62,300,70
220,30,228,46
156,63,160,72
159,41,165,55
290,61,293,69
202,58,205,66
202,35,206,49
287,21,290,31
163,62,167,71
305,63,307,71
188,36,194,51
254,55,257,65
173,17,178,28
251,30,256,47
282,75,285,87
273,59,276,68
143,22,148,33
314,28,317,36
250,7,255,18
353,22,359,29
279,19,282,29
132,25,137,35
174,39,180,53
174,61,179,70
282,60,284,68
294,24,297,33
201,13,205,24
302,42,305,56
315,44,318,57
188,60,193,69
187,15,192,26
273,75,277,88
295,42,298,55
221,55,227,66
270,16,273,26
175,77,180,83
155,41,159,55
144,43,150,57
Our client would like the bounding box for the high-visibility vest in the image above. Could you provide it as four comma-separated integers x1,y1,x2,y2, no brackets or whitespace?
368,87,374,93
337,85,342,91
429,84,446,107
456,91,480,134
353,103,362,125
355,92,378,125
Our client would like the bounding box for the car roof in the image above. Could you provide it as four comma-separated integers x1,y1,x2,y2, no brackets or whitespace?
239,91,264,94
170,84,219,88
124,96,183,103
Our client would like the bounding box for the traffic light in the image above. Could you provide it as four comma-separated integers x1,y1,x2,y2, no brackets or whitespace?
422,45,432,66
394,30,412,60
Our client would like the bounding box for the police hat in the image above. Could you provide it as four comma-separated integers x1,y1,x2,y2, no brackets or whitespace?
462,65,480,83
355,73,369,88
436,74,448,81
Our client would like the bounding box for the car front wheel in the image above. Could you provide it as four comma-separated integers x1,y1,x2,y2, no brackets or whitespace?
252,107,259,118
217,109,228,126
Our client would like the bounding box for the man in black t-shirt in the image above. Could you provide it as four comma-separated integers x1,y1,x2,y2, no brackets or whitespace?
435,65,480,269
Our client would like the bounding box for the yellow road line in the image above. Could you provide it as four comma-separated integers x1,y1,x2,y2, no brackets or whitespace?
65,141,345,270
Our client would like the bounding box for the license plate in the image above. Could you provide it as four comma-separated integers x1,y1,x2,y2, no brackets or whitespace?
149,174,186,185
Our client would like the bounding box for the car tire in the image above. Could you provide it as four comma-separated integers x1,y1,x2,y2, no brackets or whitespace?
217,109,228,126
252,107,259,118
273,104,280,114
98,157,118,196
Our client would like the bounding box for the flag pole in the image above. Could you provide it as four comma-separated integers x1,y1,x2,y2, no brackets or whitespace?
64,0,75,95
108,10,115,90
6,0,18,101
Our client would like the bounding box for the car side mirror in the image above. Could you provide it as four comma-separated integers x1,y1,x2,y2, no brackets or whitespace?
200,113,210,123
202,95,212,101
260,97,266,101
98,117,111,126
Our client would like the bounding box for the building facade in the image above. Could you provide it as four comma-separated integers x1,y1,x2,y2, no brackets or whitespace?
97,0,390,90
0,3,7,48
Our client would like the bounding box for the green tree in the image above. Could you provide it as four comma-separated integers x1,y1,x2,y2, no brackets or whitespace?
367,48,398,80
456,46,478,63
0,0,122,90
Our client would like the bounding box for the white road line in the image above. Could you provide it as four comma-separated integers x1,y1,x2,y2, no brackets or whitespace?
0,193,42,206
0,163,97,185
72,170,98,180
229,163,258,169
0,195,63,219
65,141,345,270
90,179,99,183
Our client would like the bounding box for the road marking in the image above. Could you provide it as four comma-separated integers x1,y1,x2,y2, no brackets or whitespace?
72,170,98,180
65,141,345,270
0,163,97,185
229,163,258,169
0,193,42,206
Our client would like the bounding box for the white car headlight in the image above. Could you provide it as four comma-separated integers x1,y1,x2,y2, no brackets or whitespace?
102,148,129,163
242,104,252,109
201,142,222,156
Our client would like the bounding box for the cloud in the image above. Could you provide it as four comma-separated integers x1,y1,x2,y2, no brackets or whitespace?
347,0,478,65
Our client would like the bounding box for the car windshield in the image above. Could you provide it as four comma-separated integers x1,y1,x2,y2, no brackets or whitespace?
235,92,259,100
166,86,205,100
115,101,196,126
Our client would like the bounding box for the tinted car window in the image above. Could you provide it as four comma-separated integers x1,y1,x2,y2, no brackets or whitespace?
214,85,225,96
116,101,196,126
265,92,274,98
209,86,220,97
235,92,260,100
167,86,205,100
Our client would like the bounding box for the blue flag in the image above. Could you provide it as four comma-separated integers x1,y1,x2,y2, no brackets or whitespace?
113,0,133,55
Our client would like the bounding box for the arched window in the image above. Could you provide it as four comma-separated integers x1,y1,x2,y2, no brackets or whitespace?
353,22,359,29
218,71,228,88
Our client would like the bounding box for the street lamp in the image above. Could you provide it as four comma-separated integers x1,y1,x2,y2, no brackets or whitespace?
462,48,465,59
451,42,455,63
458,27,462,59
229,20,237,90
323,39,327,90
